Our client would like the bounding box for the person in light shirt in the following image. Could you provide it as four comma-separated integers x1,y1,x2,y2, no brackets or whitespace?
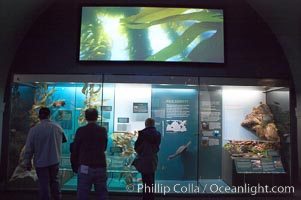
23,107,67,200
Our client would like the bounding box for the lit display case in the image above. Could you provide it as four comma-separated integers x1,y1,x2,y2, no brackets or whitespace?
6,74,291,194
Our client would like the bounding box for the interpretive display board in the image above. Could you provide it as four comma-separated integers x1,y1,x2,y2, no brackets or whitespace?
152,85,198,180
234,157,285,173
198,86,223,179
133,102,148,113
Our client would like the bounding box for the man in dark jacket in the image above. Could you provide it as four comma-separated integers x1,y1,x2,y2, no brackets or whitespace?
72,108,108,200
134,118,161,200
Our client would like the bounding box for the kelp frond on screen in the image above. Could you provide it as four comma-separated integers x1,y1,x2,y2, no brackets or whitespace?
79,7,224,63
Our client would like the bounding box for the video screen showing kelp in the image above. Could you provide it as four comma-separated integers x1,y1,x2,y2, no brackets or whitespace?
80,7,224,63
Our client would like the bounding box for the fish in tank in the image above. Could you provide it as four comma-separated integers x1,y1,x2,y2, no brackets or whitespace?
6,76,291,194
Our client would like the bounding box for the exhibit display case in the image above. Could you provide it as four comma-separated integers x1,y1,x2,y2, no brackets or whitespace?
5,74,291,194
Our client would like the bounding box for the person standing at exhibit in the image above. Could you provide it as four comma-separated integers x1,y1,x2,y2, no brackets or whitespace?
133,118,161,200
23,107,67,200
72,108,108,200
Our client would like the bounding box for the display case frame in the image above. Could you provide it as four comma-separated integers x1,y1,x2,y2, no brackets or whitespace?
3,74,293,195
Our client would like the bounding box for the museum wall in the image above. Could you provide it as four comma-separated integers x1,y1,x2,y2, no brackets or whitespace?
2,0,297,185
9,0,290,79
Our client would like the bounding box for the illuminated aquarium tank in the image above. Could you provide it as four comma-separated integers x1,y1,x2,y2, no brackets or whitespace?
7,82,101,188
79,7,224,63
6,75,291,195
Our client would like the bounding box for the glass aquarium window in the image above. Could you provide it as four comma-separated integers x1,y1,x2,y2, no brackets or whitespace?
79,6,224,63
6,75,291,195
103,82,199,192
8,81,102,189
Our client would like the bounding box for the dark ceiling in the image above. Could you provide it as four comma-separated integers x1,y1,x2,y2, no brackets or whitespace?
0,0,300,90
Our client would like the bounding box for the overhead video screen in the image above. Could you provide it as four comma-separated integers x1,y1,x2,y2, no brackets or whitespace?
79,6,224,63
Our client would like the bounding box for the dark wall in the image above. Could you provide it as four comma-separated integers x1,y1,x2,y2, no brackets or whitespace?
11,0,290,79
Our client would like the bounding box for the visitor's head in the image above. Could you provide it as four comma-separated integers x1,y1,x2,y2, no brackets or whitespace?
85,108,98,122
39,107,50,120
145,118,155,128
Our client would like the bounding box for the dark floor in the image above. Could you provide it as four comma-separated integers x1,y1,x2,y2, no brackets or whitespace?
0,193,299,200
1,185,301,200
1,177,301,200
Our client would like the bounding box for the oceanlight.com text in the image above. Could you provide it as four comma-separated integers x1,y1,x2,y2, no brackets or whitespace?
125,183,295,196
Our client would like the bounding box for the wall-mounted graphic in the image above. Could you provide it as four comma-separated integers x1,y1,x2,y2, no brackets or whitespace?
168,141,191,160
234,157,285,173
201,136,209,147
117,117,130,123
166,120,187,133
201,121,209,130
117,117,130,132
80,6,224,63
199,87,223,179
133,102,148,113
152,86,198,180
251,159,262,169
101,106,112,111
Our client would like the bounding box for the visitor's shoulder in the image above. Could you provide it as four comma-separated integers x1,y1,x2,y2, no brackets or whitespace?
76,126,85,133
49,120,64,130
96,124,107,131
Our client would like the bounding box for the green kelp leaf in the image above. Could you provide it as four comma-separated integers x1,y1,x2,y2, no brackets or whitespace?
146,22,219,61
188,26,224,62
182,57,192,62
80,22,111,60
122,10,223,29
121,8,188,24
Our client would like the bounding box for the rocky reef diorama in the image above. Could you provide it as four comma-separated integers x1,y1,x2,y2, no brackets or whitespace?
224,140,280,158
9,83,56,187
241,102,280,141
224,102,281,158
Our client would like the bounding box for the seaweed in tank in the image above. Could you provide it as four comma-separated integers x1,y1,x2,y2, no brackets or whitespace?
110,132,137,156
77,83,108,125
8,84,32,182
29,83,56,127
9,83,57,186
110,132,138,185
